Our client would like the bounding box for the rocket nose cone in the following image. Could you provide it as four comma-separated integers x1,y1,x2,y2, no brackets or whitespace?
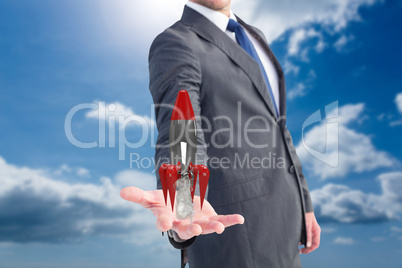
171,90,195,121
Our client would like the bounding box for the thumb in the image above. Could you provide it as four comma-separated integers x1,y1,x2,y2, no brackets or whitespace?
156,212,173,232
172,221,202,240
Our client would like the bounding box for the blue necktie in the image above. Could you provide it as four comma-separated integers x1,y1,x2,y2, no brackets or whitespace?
227,19,279,117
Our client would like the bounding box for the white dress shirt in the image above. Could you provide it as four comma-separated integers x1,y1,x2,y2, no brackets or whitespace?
186,1,280,114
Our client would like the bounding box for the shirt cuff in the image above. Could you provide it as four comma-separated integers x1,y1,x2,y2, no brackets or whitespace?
167,230,197,249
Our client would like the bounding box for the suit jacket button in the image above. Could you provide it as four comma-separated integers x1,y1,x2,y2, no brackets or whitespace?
289,165,295,174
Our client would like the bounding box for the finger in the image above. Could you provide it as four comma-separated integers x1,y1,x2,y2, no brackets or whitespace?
300,246,315,254
299,245,311,254
195,220,225,235
120,187,153,208
300,245,312,254
300,240,313,254
155,212,173,232
209,214,245,227
311,224,321,250
305,219,312,248
300,226,320,254
172,221,202,240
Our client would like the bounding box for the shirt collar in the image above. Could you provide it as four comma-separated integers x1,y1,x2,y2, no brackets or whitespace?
186,1,237,32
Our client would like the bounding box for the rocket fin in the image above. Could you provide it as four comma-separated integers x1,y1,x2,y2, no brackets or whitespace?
158,163,169,205
188,163,198,202
197,165,210,210
166,164,179,211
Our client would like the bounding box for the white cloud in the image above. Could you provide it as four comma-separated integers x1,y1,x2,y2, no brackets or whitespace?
321,227,336,233
236,0,382,63
334,35,348,49
333,237,355,245
76,167,90,177
90,0,384,83
389,120,402,127
287,28,324,58
96,0,187,54
315,39,326,53
0,156,161,244
54,164,71,174
371,236,386,242
288,83,307,100
311,172,402,223
86,101,155,129
296,103,394,179
288,70,316,99
334,34,355,52
114,169,156,191
94,0,383,53
395,93,402,114
380,94,402,126
233,0,383,42
54,164,90,178
377,113,385,121
288,29,310,56
390,226,402,233
283,59,300,75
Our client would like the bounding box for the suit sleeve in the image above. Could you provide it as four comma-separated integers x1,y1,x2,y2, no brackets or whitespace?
148,29,208,248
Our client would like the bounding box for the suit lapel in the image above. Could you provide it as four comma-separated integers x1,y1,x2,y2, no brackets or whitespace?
180,6,278,119
238,17,288,121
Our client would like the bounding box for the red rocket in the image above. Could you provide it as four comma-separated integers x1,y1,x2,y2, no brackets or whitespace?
159,90,210,211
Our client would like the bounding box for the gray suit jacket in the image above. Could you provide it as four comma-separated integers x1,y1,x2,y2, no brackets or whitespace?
149,6,313,268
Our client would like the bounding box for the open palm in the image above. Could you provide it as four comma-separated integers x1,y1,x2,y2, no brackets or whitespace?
120,187,244,240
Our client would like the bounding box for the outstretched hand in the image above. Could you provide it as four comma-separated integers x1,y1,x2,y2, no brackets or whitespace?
120,186,245,240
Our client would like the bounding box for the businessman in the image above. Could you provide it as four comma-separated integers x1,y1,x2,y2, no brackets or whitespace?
120,0,321,267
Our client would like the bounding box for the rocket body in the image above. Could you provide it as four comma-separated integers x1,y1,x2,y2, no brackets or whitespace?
159,90,210,219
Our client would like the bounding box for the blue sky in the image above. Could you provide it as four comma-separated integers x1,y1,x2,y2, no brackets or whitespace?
1,0,402,267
